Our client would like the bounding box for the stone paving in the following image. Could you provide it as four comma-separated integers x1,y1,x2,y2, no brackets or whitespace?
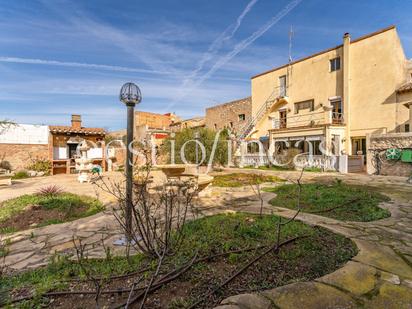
1,169,412,308
213,169,412,309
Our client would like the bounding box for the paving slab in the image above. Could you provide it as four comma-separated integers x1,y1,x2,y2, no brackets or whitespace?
316,261,378,295
221,293,272,309
352,239,412,280
365,282,412,309
261,282,358,309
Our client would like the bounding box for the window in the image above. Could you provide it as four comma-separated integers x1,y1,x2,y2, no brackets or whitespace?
238,114,246,121
406,124,410,133
229,121,233,128
214,124,217,130
330,57,341,72
294,100,314,114
279,75,287,96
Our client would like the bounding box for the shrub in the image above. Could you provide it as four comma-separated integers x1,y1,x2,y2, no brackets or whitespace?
36,185,64,197
0,160,11,171
12,171,29,180
26,158,51,175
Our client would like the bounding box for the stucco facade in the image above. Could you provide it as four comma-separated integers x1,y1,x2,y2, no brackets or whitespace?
247,26,410,173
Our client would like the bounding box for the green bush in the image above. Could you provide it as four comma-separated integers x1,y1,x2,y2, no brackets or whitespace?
12,170,29,180
26,158,51,175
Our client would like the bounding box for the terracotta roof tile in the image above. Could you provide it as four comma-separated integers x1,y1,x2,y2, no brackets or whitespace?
49,125,106,135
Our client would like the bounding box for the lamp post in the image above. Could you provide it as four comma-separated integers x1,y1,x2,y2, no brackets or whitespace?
194,131,200,173
119,82,142,243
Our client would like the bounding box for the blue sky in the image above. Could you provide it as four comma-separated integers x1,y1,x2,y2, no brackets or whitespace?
0,0,411,131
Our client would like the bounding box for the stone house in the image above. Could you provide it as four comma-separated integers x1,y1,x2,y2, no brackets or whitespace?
240,25,411,174
169,117,206,132
205,97,252,134
49,115,106,175
0,115,107,175
134,111,180,145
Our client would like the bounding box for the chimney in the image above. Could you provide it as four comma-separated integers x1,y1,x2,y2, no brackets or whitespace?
343,32,351,154
71,114,82,129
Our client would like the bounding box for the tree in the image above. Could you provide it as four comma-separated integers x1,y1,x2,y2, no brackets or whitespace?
0,120,15,135
160,127,229,166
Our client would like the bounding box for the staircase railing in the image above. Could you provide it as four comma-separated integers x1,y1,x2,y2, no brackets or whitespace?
238,86,283,139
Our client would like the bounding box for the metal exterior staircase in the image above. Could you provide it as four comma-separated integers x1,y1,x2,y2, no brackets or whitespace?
238,86,284,139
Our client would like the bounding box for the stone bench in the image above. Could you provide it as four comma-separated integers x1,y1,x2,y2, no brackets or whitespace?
0,174,12,186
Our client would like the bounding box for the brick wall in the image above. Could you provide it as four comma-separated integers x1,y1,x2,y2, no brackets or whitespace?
135,111,176,130
205,97,252,134
0,143,49,171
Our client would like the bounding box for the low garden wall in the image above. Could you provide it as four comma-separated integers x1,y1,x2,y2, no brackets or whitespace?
367,132,412,177
0,143,49,171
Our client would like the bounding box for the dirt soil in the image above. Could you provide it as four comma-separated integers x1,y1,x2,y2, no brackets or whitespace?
0,204,88,232
39,233,355,309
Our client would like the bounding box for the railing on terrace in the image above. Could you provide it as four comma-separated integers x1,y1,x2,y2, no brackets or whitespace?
237,154,338,171
294,155,337,171
271,111,345,130
332,112,344,124
272,111,324,129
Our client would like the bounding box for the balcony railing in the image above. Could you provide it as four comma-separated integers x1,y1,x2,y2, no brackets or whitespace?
271,110,345,130
332,112,344,124
236,154,338,171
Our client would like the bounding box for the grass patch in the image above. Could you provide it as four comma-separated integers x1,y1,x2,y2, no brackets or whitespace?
212,173,285,187
0,193,104,233
11,171,29,180
1,213,356,308
244,165,292,171
267,182,391,222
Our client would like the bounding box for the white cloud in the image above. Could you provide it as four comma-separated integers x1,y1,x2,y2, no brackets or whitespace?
0,57,173,75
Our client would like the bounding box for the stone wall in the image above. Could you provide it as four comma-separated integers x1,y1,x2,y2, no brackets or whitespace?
205,97,252,134
367,132,412,176
0,143,49,171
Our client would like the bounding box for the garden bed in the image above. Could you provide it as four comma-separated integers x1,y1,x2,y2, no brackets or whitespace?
267,182,391,222
2,213,357,308
0,190,104,233
212,173,285,187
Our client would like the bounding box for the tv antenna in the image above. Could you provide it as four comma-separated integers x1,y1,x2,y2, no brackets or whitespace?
288,25,294,63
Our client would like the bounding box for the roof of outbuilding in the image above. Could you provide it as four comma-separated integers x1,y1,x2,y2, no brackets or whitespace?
49,125,106,135
206,96,251,110
397,82,412,94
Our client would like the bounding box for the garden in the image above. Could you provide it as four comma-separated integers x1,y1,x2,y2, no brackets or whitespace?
267,180,391,222
1,213,356,308
0,167,397,309
0,185,104,234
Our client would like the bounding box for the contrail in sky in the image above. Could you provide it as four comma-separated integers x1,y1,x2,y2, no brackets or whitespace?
0,56,172,75
167,0,303,111
193,0,303,87
183,0,259,86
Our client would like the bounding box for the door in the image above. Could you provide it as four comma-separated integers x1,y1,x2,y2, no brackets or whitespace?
279,110,287,128
351,137,366,165
68,144,79,159
331,99,343,124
